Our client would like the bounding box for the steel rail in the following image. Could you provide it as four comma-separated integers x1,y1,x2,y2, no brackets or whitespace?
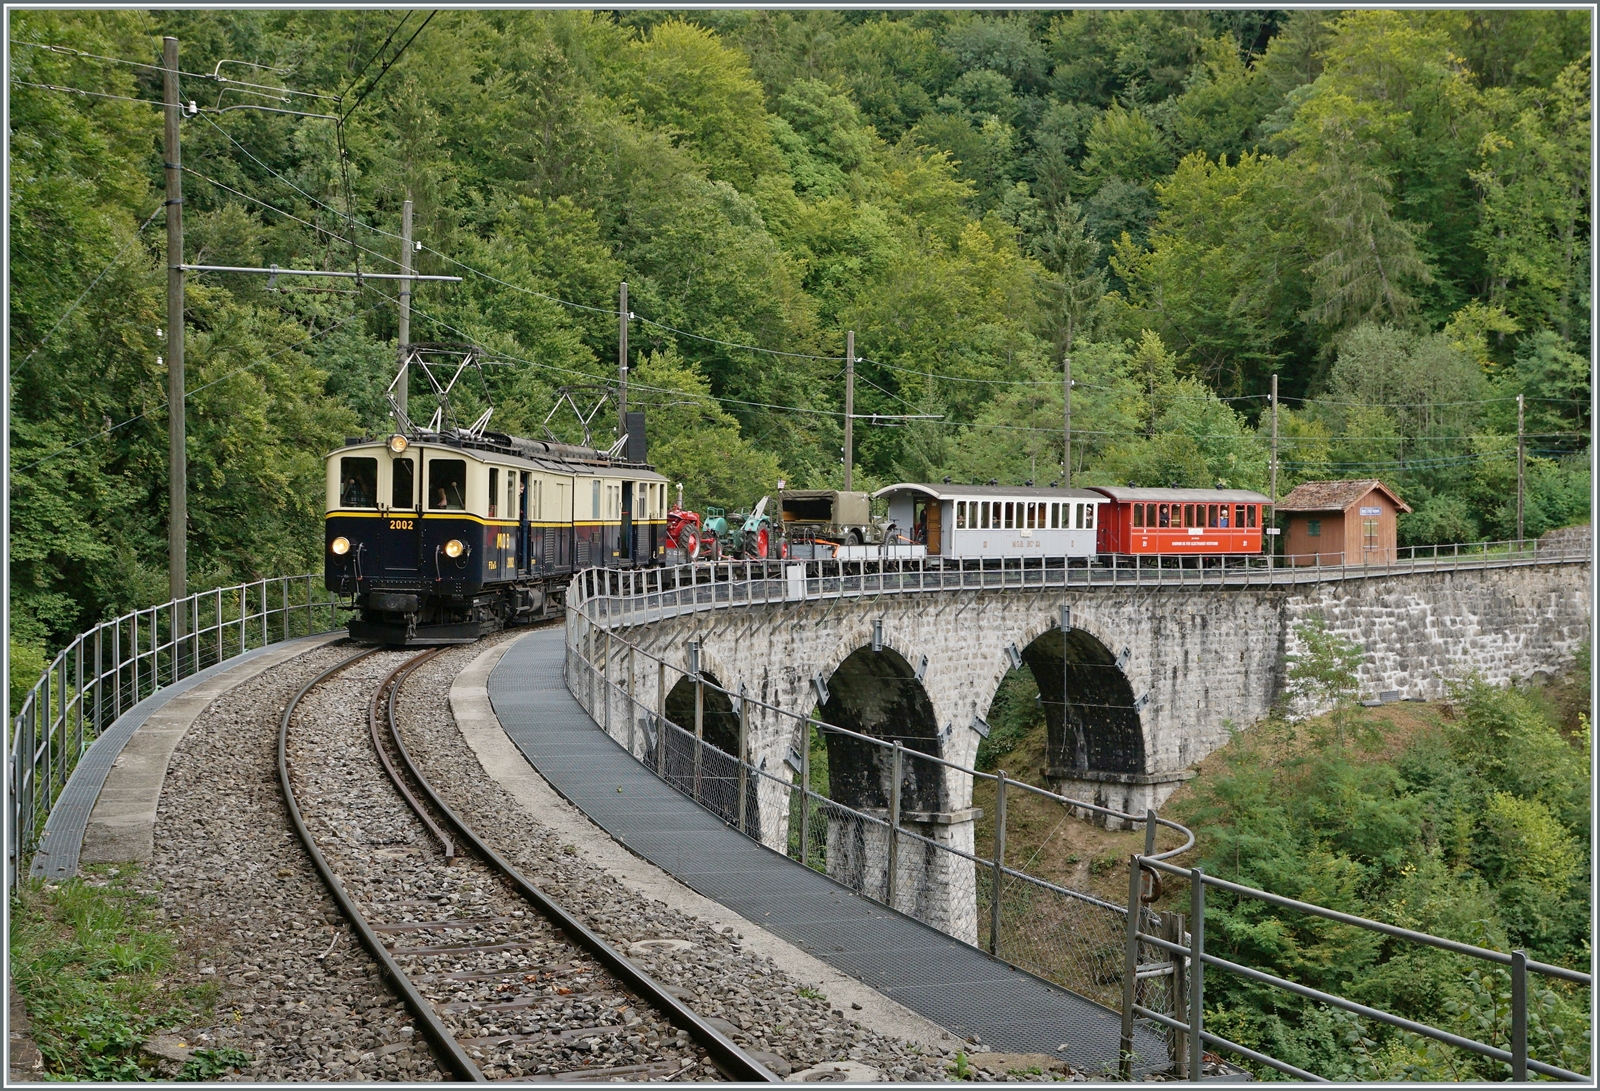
277,647,486,1082
369,649,455,861
1129,1004,1327,1082
381,637,782,1084
1133,930,1590,1082
1139,856,1592,985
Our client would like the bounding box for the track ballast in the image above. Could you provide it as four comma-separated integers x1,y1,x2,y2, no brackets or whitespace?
277,645,779,1083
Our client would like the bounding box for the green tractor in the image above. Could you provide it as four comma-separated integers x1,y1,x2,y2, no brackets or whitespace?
704,496,785,560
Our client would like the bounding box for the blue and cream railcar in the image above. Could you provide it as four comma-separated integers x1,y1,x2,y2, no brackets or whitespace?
325,432,668,643
872,483,1107,561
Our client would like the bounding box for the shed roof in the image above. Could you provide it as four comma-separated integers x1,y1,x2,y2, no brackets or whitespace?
1276,479,1411,513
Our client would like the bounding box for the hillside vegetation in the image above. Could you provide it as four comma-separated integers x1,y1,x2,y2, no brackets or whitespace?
975,650,1592,1081
9,11,1591,662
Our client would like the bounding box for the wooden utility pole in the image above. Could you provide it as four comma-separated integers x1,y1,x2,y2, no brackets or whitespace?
1063,350,1072,487
163,36,187,608
397,195,412,420
844,330,855,490
1516,393,1525,543
618,281,629,431
1268,373,1279,537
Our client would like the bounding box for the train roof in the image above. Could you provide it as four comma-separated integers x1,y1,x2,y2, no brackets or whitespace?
873,482,1106,501
1091,486,1271,504
330,435,665,480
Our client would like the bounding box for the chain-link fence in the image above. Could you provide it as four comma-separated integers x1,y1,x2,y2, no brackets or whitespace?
566,569,1592,1081
564,596,1194,1025
8,575,345,888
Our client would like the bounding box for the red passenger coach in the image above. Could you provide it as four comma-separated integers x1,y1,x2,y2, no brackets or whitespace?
1091,487,1270,557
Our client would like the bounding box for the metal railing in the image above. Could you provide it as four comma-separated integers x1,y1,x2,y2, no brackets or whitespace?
564,585,1193,1030
568,536,1590,629
8,574,345,888
567,564,1594,1081
1125,853,1592,1082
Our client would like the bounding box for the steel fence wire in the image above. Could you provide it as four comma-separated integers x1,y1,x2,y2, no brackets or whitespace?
8,574,343,888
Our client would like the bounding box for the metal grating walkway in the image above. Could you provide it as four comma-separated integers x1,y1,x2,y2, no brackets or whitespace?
488,628,1165,1076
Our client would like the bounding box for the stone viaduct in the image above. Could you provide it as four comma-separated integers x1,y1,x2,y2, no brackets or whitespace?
571,554,1589,941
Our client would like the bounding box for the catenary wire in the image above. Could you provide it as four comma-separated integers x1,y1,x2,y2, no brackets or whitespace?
9,39,338,100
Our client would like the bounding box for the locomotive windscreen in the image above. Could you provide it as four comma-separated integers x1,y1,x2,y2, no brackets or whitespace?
429,459,466,510
340,457,377,508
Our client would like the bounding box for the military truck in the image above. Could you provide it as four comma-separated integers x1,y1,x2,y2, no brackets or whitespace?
779,489,875,558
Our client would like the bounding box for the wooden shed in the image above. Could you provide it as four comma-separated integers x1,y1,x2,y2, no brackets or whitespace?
1276,479,1411,565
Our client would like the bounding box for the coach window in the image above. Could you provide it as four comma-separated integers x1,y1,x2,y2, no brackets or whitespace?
955,502,967,529
1133,503,1144,528
1003,502,1013,529
1219,505,1229,528
488,469,500,518
340,457,378,508
428,459,466,510
1157,504,1169,528
391,457,414,509
1208,504,1218,528
1248,505,1257,528
1085,503,1095,529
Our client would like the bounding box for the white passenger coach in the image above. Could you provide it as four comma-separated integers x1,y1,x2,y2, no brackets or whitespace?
873,483,1107,561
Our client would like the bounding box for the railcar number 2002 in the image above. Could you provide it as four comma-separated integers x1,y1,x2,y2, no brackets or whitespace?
389,519,415,530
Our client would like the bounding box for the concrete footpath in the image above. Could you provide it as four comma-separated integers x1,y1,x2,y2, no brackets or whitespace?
31,633,344,879
486,627,1164,1077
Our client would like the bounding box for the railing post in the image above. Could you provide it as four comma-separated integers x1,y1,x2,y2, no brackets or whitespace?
627,641,637,757
74,639,84,760
656,660,667,777
990,769,1006,955
1165,910,1187,1076
1145,807,1157,856
888,742,903,910
93,624,104,741
1190,867,1205,1082
693,655,704,803
1120,853,1143,1080
799,722,812,867
603,626,612,738
737,686,749,836
1511,949,1527,1081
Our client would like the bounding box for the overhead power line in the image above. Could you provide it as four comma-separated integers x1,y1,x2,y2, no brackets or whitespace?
341,10,436,121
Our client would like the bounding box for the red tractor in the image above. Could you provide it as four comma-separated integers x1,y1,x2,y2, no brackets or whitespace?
665,497,718,561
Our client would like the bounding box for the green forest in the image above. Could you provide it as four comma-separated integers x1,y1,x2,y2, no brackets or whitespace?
9,9,1592,657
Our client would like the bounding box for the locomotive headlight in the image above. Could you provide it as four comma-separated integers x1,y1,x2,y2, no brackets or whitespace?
387,433,408,455
444,539,465,558
331,536,351,556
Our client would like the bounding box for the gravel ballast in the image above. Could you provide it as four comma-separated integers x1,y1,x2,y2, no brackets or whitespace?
127,629,1090,1082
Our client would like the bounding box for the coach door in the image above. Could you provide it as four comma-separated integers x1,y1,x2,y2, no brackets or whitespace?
517,472,531,574
620,481,634,565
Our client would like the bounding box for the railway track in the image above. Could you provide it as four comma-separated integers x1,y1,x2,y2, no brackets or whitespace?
277,644,781,1083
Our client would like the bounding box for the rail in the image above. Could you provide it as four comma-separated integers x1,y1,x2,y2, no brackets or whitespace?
566,557,1593,1081
564,589,1194,1020
1124,854,1592,1082
569,536,1590,629
8,574,345,888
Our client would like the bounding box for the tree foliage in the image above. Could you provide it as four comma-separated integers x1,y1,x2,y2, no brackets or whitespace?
8,9,1590,662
